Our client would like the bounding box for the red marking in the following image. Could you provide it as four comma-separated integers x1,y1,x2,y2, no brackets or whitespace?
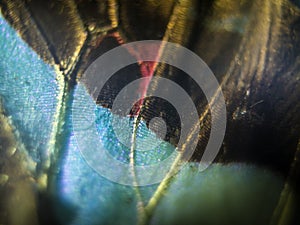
125,43,161,115
107,32,161,115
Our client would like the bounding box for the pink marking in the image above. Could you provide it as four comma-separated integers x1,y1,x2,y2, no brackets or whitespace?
104,33,161,115
124,42,161,114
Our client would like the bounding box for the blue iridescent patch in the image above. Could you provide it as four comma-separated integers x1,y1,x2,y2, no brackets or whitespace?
0,14,59,163
94,106,174,165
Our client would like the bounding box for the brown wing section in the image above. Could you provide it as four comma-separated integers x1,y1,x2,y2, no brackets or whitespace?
0,0,87,75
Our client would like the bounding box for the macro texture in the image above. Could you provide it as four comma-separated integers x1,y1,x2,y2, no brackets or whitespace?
0,0,299,225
